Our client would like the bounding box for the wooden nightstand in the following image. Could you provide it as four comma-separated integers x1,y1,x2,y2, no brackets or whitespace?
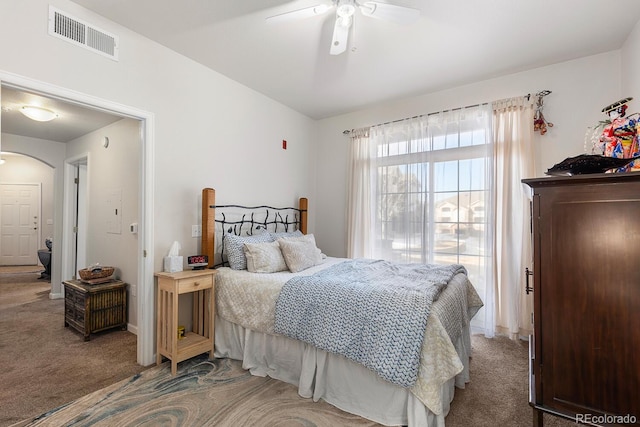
155,269,216,375
63,279,128,341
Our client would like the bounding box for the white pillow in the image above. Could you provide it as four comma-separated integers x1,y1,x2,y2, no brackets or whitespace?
277,233,315,243
223,232,273,270
278,234,323,273
243,241,288,273
270,230,303,240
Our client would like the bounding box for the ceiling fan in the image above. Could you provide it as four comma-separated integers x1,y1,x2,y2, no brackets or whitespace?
266,0,420,55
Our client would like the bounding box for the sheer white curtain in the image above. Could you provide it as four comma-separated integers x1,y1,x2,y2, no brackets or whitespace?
347,106,495,336
347,128,376,258
491,96,535,339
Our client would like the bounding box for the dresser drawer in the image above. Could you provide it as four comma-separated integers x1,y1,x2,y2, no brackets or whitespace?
65,287,86,306
66,304,85,322
177,274,213,293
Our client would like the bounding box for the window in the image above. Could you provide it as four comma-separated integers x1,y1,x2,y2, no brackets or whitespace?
370,106,492,329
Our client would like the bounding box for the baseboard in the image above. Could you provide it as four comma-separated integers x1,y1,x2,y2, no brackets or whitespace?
49,292,63,299
127,323,138,335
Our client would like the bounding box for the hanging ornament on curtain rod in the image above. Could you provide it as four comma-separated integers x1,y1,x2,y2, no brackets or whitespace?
533,90,553,135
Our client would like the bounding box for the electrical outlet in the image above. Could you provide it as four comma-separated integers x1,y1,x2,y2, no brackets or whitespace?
192,225,202,237
130,283,137,297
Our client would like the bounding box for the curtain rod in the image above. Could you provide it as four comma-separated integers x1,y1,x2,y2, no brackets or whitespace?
342,91,548,135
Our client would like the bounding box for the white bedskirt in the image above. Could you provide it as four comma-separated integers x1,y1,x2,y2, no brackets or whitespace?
214,316,472,426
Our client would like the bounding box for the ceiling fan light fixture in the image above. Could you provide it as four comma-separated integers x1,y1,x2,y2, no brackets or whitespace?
336,2,356,18
338,15,352,28
20,105,58,122
269,0,420,55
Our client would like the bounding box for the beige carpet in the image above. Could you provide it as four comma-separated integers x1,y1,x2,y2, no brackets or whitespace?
2,267,575,427
10,336,576,427
0,267,144,427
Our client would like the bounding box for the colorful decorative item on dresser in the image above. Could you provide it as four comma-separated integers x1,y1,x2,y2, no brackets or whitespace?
533,90,553,135
586,97,640,173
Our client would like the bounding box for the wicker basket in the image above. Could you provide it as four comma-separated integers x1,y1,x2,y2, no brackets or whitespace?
78,266,115,281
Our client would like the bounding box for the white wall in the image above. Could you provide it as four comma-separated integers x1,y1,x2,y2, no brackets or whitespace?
314,51,624,257
66,118,140,327
0,0,316,268
622,16,640,111
0,0,316,363
4,0,638,362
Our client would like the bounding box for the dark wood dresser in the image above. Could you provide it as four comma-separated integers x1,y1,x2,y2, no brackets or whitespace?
523,173,640,426
63,279,127,341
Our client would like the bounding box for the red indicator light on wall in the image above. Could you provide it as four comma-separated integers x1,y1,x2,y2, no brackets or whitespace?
282,140,287,150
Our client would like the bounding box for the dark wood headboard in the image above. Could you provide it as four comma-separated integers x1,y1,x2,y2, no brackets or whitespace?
201,188,308,268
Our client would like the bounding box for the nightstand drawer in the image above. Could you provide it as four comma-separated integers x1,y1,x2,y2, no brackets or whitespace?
177,274,213,294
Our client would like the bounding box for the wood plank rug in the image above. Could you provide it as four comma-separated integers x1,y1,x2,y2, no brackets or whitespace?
13,356,380,427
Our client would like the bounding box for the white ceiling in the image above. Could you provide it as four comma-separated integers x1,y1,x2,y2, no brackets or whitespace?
69,0,640,119
3,0,640,144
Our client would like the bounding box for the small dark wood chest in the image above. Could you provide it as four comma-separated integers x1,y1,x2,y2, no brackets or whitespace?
63,279,127,341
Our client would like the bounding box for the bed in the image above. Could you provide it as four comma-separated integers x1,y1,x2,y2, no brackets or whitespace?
201,188,483,427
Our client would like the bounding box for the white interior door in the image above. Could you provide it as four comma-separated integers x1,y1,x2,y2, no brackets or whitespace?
0,183,41,265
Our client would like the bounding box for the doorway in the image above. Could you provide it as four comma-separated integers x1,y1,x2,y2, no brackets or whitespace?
0,183,41,266
69,160,88,279
0,73,155,366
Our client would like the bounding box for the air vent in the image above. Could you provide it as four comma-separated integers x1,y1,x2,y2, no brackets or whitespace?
48,6,119,61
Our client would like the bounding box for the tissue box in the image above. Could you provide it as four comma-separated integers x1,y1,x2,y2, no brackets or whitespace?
163,256,183,273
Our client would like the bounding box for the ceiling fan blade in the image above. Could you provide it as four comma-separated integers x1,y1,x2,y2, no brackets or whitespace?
359,1,420,24
330,15,351,55
266,4,331,24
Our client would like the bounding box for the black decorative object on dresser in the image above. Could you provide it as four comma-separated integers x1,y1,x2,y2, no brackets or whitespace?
545,154,639,176
523,172,640,426
63,279,128,341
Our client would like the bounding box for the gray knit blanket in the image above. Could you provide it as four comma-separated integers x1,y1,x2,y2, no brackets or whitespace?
273,258,467,387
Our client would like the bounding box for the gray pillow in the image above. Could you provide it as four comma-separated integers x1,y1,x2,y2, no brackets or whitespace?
223,232,274,270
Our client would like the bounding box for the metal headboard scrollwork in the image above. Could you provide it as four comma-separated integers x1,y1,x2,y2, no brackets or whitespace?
201,188,309,269
211,204,306,268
